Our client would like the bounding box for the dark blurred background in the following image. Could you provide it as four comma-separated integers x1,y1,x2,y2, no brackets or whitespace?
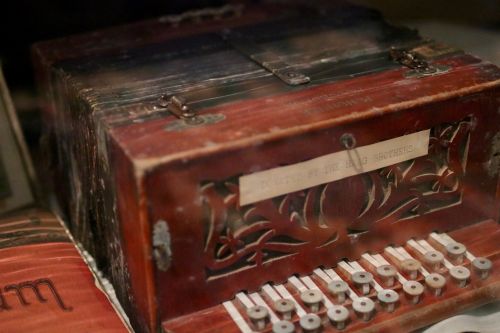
0,0,499,148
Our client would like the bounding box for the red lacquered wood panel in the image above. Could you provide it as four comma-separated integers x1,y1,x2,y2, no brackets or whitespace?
0,242,130,333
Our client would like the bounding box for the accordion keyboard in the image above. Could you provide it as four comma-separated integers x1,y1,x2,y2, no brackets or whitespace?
162,221,500,333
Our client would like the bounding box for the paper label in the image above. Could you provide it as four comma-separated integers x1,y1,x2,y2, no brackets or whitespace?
239,129,430,206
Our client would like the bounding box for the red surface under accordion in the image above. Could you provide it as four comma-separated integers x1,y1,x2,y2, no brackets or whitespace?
0,242,129,333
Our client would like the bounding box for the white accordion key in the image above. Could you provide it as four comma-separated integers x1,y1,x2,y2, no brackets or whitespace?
223,301,254,333
249,292,279,324
314,268,350,303
274,284,307,317
438,232,492,279
338,261,373,295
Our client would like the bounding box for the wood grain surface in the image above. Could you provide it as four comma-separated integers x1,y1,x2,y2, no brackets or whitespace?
0,210,130,333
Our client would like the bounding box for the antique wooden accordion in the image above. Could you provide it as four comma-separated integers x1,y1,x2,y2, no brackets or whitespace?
33,3,500,333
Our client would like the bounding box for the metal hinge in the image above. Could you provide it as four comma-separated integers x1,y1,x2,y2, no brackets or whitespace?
390,47,450,78
156,95,225,132
221,29,310,86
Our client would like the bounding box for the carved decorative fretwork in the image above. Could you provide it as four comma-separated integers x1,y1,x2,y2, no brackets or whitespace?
202,119,472,280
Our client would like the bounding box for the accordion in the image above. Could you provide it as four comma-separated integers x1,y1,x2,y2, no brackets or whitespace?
33,3,500,333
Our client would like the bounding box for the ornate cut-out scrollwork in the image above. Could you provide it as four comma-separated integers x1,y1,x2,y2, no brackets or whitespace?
202,118,472,280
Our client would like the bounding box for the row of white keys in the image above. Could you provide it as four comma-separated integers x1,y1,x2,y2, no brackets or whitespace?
316,267,359,303
248,292,280,323
354,257,400,312
364,252,407,287
416,239,454,270
235,292,279,330
288,275,333,312
432,232,492,279
371,252,425,304
271,284,307,317
372,253,408,285
418,239,472,287
385,245,430,278
405,241,451,295
335,262,378,320
386,245,448,297
362,253,396,285
430,232,472,263
350,261,384,292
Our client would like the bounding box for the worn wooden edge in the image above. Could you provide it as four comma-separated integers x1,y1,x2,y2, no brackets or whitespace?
110,141,157,333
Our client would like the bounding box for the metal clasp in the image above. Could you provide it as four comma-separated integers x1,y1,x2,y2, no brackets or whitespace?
221,29,310,86
390,47,449,78
159,95,203,125
156,95,225,131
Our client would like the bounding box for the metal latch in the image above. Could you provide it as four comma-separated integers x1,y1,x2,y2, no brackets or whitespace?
156,95,225,131
221,29,310,86
390,47,450,78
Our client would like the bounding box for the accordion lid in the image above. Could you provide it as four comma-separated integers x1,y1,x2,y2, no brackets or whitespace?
33,4,500,170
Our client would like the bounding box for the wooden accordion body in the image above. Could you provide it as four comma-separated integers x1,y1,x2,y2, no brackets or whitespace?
33,3,500,333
